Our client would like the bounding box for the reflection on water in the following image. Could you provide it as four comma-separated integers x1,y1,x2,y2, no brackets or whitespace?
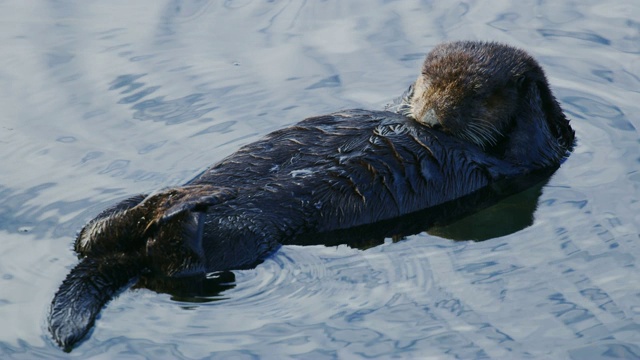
428,177,549,241
136,271,236,304
1,0,640,359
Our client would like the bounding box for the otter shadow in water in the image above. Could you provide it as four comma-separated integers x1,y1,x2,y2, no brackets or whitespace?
48,41,575,351
427,176,549,242
136,271,236,303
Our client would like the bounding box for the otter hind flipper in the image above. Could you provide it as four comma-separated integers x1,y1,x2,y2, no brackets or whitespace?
75,194,149,256
48,254,144,352
92,194,148,221
159,185,237,222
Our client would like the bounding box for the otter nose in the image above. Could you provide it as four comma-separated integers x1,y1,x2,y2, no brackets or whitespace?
422,108,439,127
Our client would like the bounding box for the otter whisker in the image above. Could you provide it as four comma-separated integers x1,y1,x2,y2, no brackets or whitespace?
465,123,492,148
475,119,504,140
466,119,504,148
484,121,504,137
459,127,485,149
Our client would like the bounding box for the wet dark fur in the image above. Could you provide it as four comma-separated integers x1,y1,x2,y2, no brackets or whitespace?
48,41,575,351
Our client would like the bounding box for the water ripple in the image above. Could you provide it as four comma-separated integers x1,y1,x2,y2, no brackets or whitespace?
2,0,640,358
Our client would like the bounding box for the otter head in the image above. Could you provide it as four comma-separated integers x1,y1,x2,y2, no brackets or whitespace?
406,41,574,166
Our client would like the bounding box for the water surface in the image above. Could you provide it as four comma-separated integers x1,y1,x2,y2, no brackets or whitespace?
1,1,639,359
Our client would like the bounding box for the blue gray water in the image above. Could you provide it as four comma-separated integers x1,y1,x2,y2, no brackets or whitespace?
1,1,639,359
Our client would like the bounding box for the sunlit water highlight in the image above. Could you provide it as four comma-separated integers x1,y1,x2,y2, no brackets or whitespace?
1,1,639,359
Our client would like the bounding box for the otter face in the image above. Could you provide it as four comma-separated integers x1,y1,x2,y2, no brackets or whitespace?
407,41,542,150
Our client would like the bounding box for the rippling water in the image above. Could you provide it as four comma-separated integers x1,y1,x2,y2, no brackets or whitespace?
1,1,640,359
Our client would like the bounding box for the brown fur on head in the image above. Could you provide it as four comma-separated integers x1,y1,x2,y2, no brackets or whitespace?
407,41,573,159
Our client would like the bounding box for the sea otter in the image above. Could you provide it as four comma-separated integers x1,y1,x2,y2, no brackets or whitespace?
48,41,575,351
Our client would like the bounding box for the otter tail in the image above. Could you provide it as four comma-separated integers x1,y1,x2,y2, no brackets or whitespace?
48,254,145,352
